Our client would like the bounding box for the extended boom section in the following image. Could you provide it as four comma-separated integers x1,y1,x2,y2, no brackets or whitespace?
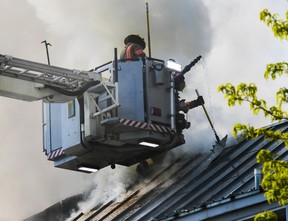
0,54,101,102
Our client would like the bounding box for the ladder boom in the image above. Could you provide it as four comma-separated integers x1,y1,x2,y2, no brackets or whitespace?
0,54,102,102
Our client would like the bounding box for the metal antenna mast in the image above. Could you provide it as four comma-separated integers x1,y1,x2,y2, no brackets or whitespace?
146,2,152,58
41,40,52,65
41,40,52,153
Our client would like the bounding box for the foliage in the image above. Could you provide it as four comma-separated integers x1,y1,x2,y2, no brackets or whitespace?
257,149,288,206
218,4,288,216
254,210,278,221
217,82,288,206
218,83,288,121
260,9,288,40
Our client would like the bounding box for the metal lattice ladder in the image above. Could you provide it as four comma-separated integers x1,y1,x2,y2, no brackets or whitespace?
88,82,119,117
0,54,101,93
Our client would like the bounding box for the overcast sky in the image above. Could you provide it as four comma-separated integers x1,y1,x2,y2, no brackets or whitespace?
0,0,287,220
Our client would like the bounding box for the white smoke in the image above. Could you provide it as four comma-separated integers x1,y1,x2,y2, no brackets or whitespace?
25,0,212,68
68,165,139,219
203,0,288,131
0,0,287,220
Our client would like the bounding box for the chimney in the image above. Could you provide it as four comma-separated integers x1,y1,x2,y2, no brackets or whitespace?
254,168,263,190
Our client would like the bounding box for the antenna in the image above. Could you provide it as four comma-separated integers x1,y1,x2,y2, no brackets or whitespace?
41,40,52,65
41,40,52,153
146,2,152,58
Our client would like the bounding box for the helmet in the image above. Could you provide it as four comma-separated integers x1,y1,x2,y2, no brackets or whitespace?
124,34,146,50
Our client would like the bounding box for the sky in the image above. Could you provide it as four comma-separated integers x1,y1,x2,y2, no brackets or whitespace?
0,0,287,220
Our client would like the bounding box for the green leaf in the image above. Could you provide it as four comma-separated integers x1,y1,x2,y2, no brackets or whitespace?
219,7,288,210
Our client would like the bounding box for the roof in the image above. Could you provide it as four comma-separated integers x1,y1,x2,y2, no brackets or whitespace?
25,121,288,221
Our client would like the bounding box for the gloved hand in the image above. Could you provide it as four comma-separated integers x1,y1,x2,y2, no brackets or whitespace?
188,96,204,109
196,96,204,105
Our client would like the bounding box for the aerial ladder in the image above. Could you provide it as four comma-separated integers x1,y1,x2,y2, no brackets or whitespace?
0,52,203,173
0,54,102,102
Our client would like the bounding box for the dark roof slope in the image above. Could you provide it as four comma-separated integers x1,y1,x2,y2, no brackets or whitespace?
26,121,288,221
23,194,83,221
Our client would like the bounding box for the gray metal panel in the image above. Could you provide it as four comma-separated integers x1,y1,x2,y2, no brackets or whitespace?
117,61,145,122
43,100,81,154
83,92,100,139
46,103,62,153
145,60,171,125
61,99,81,149
0,75,56,101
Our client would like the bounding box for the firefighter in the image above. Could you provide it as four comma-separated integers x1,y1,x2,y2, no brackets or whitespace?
120,34,146,60
172,60,204,113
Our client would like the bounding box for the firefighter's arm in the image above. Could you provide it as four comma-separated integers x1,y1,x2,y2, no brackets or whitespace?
178,96,204,113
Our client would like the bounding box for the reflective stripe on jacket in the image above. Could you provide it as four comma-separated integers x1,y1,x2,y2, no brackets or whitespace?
120,43,145,60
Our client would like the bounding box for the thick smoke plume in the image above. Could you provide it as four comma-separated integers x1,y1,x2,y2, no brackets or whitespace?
0,0,287,220
68,166,139,219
